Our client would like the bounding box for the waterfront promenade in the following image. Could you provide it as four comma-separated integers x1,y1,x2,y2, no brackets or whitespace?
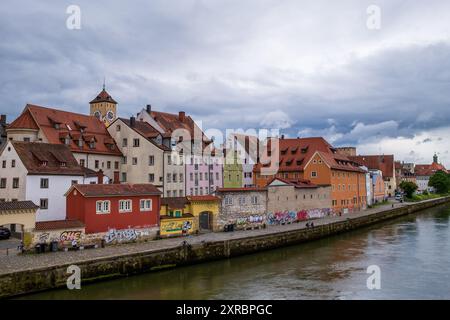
0,201,409,275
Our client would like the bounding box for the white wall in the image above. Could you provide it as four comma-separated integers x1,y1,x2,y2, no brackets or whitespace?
25,174,97,222
0,141,28,201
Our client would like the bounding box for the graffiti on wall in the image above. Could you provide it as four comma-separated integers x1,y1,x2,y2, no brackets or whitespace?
104,229,138,244
266,208,333,225
161,220,193,235
38,233,50,242
60,231,82,242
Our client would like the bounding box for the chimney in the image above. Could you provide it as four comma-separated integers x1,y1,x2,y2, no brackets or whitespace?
281,134,285,140
179,111,185,122
113,171,120,184
97,169,104,184
130,116,136,127
146,104,152,113
0,115,5,125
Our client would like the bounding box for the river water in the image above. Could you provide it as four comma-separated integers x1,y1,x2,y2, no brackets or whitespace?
21,204,450,300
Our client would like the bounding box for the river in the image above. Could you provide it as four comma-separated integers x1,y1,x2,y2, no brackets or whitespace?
20,204,450,300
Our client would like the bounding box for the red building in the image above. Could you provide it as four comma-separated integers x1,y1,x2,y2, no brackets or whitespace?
65,184,161,234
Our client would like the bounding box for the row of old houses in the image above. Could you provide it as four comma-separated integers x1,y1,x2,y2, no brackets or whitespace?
1,86,447,249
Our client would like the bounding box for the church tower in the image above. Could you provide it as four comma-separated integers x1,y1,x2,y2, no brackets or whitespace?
90,83,117,126
433,153,438,164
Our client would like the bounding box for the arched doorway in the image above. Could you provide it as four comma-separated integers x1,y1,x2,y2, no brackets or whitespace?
199,211,212,230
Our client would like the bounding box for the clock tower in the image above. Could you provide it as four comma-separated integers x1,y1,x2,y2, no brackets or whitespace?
89,84,117,126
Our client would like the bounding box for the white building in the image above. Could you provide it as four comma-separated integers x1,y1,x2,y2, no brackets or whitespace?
0,141,100,222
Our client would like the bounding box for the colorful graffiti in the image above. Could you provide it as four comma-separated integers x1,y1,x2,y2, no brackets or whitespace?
60,231,82,242
104,228,138,244
160,219,193,236
266,208,333,225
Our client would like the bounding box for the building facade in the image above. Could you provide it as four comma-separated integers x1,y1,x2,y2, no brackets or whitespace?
415,154,448,192
0,141,99,222
6,104,122,180
89,86,117,127
65,183,161,234
254,137,367,213
215,187,267,230
185,154,223,196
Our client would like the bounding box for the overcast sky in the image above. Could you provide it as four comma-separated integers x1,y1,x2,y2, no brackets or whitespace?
1,0,450,166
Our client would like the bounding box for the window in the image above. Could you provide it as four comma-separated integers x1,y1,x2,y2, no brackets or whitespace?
2,160,5,168
149,174,155,182
121,172,127,182
12,178,19,189
107,161,111,169
40,178,49,189
225,197,233,205
251,196,258,204
167,155,172,165
216,172,219,180
132,157,138,165
173,190,178,197
11,160,15,168
133,138,140,147
0,178,6,189
140,199,152,211
167,190,171,197
167,173,172,183
115,161,119,170
239,197,246,205
79,159,85,167
173,173,177,182
179,174,184,182
122,138,128,147
149,155,154,166
96,200,110,214
116,125,121,131
24,137,31,142
199,187,203,195
95,160,99,169
190,173,193,181
71,180,78,185
122,156,127,165
311,171,317,178
179,190,183,196
40,198,48,209
119,200,132,212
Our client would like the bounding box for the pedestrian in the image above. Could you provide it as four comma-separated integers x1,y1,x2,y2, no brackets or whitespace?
306,222,310,228
71,239,78,250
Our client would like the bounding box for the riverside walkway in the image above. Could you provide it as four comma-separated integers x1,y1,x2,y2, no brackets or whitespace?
0,201,414,276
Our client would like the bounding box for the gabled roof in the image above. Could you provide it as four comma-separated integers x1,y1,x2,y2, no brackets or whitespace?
12,141,88,176
0,201,39,212
415,162,448,176
89,89,117,104
68,183,162,197
349,155,395,178
267,177,322,189
8,104,122,156
118,118,171,151
254,137,363,173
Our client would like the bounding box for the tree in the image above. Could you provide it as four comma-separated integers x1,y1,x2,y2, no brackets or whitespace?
428,170,450,194
399,181,418,198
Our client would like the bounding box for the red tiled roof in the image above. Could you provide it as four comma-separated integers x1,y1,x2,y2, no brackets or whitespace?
267,177,321,188
89,89,117,104
415,162,448,176
119,118,171,151
8,104,122,156
0,201,39,212
254,137,364,173
70,183,162,197
12,141,88,176
161,197,189,209
35,220,85,231
349,155,395,178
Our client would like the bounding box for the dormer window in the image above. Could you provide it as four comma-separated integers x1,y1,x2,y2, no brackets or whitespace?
60,161,67,167
78,139,83,148
41,161,48,167
89,141,96,149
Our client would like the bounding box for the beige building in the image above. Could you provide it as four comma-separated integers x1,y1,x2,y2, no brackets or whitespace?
0,201,39,240
108,117,185,197
89,86,117,127
6,104,122,181
266,178,332,214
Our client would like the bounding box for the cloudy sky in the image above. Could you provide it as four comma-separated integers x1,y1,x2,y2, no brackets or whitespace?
1,0,450,166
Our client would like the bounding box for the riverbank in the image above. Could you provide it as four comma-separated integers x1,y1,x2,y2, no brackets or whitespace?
1,196,449,299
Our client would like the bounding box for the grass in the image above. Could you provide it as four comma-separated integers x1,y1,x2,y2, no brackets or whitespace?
405,193,449,202
367,200,389,209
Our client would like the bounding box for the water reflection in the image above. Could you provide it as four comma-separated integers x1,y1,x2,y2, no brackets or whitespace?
19,204,450,300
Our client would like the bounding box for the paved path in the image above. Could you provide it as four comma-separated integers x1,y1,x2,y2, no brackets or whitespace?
0,201,417,275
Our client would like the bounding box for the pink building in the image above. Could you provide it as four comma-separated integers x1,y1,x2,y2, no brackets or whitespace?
186,154,223,196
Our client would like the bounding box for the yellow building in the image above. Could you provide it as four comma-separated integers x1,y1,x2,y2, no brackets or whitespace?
89,85,117,127
160,195,220,237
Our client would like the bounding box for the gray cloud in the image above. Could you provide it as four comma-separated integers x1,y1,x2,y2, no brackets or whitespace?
1,0,450,166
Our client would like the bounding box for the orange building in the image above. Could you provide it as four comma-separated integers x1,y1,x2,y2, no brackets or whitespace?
254,137,367,213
